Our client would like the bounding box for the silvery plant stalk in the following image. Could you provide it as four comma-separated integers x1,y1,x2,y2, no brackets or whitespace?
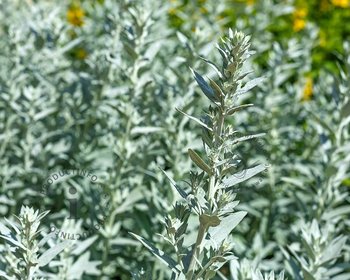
0,206,70,280
131,30,268,280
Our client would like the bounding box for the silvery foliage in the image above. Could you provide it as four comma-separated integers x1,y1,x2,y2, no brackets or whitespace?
238,8,349,279
203,1,349,277
280,43,350,280
0,0,216,279
131,30,281,280
207,2,318,276
0,207,68,279
230,27,319,274
0,207,101,280
0,0,349,279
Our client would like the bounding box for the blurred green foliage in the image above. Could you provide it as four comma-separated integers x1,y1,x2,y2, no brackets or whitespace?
168,0,350,73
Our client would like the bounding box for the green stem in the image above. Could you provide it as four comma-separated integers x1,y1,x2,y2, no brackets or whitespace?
25,223,33,280
174,239,185,271
208,175,216,206
102,114,132,276
186,223,208,280
214,109,225,146
209,109,225,203
193,257,217,280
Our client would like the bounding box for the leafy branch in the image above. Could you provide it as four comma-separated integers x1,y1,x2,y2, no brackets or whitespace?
0,206,70,280
132,29,267,280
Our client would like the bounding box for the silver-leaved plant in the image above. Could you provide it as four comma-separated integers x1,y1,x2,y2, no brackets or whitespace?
131,30,270,280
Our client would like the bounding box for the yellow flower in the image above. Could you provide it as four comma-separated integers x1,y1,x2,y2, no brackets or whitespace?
331,0,349,8
294,7,307,18
293,7,307,32
293,18,306,31
302,77,313,101
67,4,85,27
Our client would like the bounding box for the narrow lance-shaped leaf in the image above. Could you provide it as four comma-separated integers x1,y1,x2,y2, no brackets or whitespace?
216,44,228,66
71,235,99,256
0,234,26,250
130,126,163,135
161,169,187,198
319,235,347,265
4,218,20,235
199,56,224,79
188,149,212,175
221,164,267,188
190,68,218,103
322,206,350,220
38,240,71,267
202,128,213,148
37,231,57,248
130,233,181,274
226,104,254,115
208,78,225,101
0,221,11,235
234,77,265,97
230,133,266,145
176,108,213,131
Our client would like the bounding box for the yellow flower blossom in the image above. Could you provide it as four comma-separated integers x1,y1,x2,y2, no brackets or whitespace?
293,7,307,32
302,77,313,101
67,4,85,27
331,0,349,8
294,7,307,18
293,18,306,31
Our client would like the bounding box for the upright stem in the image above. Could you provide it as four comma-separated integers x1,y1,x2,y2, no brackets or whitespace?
183,30,253,279
189,106,226,278
25,223,33,280
208,175,216,205
214,109,225,146
209,109,225,202
186,223,208,280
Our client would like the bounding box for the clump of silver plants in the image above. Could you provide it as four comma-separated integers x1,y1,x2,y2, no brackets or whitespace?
131,30,280,280
0,206,70,280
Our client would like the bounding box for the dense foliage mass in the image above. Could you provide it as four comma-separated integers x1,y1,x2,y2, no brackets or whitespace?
0,0,349,279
